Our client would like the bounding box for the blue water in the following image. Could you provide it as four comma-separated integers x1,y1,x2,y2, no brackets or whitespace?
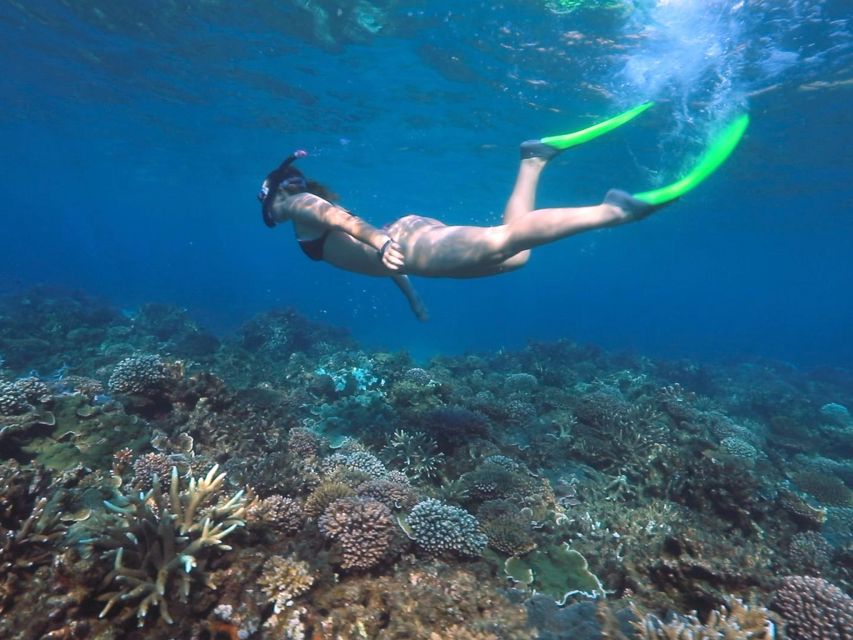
1,0,851,366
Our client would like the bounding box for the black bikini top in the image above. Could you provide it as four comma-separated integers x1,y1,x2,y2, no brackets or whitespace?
297,231,330,261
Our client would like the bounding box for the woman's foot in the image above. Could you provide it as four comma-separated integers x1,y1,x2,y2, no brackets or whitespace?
520,140,563,161
604,189,667,222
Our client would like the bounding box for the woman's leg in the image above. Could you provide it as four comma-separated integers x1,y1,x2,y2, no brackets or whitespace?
502,157,547,223
493,156,549,269
499,185,665,256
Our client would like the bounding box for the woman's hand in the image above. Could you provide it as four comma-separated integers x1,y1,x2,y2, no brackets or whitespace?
378,237,405,271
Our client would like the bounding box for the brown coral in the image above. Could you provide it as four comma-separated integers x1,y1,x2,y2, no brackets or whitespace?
788,531,833,575
131,451,174,491
246,494,303,533
309,558,533,639
287,427,321,459
771,576,853,640
356,478,419,510
318,497,395,570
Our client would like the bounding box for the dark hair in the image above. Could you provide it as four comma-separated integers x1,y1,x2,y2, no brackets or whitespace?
259,150,338,227
302,176,338,202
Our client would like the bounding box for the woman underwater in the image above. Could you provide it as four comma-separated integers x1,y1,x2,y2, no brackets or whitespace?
257,103,749,321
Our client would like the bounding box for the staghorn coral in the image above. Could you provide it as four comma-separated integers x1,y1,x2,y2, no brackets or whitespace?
86,464,247,626
0,461,66,621
257,555,314,613
405,498,487,558
771,576,853,640
0,495,64,576
318,496,395,570
630,597,776,640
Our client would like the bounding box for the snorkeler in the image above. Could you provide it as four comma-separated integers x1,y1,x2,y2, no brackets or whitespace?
257,104,749,321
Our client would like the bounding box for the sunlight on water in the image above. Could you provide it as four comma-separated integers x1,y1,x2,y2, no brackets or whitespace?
607,0,851,168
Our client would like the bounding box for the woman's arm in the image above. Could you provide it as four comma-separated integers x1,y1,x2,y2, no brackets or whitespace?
279,193,405,270
391,275,429,321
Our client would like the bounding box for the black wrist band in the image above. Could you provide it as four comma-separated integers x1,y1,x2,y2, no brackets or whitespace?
378,238,392,261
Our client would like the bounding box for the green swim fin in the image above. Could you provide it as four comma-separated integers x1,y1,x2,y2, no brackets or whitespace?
633,113,750,207
521,101,654,160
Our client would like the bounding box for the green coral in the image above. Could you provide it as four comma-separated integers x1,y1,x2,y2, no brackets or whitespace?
505,543,604,602
382,430,445,481
86,465,247,626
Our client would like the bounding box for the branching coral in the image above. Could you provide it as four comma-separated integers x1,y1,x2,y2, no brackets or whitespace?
630,597,776,640
322,450,388,480
257,555,314,613
382,429,445,481
318,497,395,570
404,498,487,557
107,354,173,395
86,465,246,626
771,576,853,640
356,478,419,510
246,494,303,533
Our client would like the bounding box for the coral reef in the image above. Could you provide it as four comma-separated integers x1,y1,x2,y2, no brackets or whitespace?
86,465,247,626
404,498,487,558
1,288,853,638
246,494,304,533
318,496,396,570
107,354,173,395
382,429,446,480
771,576,853,640
257,555,315,613
629,597,776,640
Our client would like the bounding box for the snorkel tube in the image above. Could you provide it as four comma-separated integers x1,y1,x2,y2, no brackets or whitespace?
259,149,309,228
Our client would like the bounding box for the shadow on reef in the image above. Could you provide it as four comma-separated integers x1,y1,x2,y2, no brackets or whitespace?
0,288,852,639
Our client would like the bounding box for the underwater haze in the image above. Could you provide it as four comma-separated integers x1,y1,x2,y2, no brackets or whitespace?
4,3,853,639
1,0,852,363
